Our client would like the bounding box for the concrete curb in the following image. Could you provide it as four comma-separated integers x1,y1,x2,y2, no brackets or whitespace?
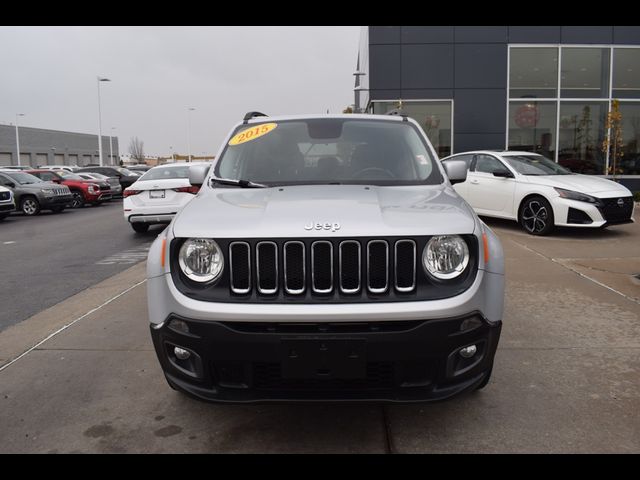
0,262,147,370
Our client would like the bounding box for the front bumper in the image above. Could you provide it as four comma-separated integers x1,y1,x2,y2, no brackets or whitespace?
41,194,73,207
151,313,501,403
553,196,635,228
0,203,16,213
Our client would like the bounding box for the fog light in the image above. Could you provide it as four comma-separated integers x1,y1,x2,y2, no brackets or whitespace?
459,345,477,358
174,347,191,360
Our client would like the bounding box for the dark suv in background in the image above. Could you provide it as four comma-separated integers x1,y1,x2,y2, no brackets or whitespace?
0,170,73,216
77,166,139,190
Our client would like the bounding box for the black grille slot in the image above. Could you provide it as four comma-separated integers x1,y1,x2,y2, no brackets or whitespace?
284,241,305,294
598,196,633,223
395,240,416,292
99,184,110,191
253,362,395,391
256,242,278,294
339,241,361,294
567,207,593,224
367,240,388,293
229,242,251,294
312,241,333,293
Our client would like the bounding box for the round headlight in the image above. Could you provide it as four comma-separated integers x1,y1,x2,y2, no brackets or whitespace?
423,235,469,280
178,238,224,283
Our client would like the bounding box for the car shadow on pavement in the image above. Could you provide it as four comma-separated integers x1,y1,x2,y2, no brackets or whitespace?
480,216,634,241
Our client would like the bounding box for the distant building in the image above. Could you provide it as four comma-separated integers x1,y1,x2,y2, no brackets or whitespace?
0,124,119,167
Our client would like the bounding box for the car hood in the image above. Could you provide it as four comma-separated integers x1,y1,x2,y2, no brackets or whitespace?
18,181,62,190
525,174,631,195
173,184,477,238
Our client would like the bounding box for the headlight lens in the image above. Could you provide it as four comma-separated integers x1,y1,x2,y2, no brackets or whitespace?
423,235,470,280
178,238,224,283
554,187,599,204
40,188,53,194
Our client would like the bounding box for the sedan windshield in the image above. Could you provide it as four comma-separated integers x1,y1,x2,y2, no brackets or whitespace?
58,172,84,180
214,118,442,186
502,155,571,176
139,166,193,181
4,171,42,185
116,167,135,176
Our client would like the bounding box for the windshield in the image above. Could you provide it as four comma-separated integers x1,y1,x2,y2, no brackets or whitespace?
4,171,42,185
116,167,134,176
502,155,571,176
58,172,84,180
214,118,442,186
139,165,194,181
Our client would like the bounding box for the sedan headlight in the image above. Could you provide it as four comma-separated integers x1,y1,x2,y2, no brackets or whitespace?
178,239,224,283
423,235,470,280
554,187,599,204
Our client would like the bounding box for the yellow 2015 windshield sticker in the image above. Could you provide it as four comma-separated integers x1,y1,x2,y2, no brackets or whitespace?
228,123,278,146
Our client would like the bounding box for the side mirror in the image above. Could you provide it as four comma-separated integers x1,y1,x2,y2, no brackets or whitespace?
492,169,514,178
442,160,468,185
189,165,210,186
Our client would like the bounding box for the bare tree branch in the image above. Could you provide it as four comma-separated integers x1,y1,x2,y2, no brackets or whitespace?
128,137,145,163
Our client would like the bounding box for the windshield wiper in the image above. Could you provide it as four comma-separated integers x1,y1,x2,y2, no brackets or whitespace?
209,177,267,188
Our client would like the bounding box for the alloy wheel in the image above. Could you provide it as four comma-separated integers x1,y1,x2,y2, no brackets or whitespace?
522,200,548,234
22,199,38,215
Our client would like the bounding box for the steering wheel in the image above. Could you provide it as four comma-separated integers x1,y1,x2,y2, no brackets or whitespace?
351,167,397,180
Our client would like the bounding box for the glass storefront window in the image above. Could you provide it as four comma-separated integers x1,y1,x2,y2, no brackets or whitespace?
560,48,610,99
508,101,557,158
612,49,640,99
371,101,452,157
557,102,608,174
509,48,558,98
618,102,640,175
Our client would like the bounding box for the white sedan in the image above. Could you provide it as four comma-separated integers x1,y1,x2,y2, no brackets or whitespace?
123,162,211,233
441,150,635,235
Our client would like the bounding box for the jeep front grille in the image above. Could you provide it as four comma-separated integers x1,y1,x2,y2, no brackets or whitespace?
229,239,419,297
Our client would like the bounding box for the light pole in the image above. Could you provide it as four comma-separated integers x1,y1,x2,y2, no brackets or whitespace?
15,113,25,166
97,76,111,166
169,145,174,163
187,107,195,162
353,70,367,113
109,127,115,166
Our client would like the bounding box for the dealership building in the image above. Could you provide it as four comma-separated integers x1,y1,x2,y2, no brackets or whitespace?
355,26,640,190
0,124,119,167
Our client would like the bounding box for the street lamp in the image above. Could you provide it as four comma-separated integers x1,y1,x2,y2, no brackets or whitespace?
15,113,25,166
169,145,175,163
97,76,111,166
187,107,196,162
109,127,116,166
353,71,367,113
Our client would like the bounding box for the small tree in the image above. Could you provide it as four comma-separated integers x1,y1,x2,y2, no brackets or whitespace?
602,99,624,180
342,106,354,114
129,137,145,163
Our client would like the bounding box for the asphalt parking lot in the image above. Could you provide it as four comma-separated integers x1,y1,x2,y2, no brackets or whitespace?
1,210,639,453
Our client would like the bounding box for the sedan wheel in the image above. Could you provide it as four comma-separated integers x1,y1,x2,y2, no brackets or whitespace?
519,197,554,236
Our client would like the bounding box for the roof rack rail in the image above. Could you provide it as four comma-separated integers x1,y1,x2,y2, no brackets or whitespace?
243,111,268,124
385,109,408,121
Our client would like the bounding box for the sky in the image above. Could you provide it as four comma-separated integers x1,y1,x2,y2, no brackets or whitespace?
0,26,361,157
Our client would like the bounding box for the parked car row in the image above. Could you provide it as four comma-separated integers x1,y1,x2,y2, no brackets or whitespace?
441,150,636,235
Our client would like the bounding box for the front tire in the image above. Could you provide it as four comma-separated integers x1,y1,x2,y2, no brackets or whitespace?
519,196,554,236
131,223,149,233
21,196,41,216
71,191,85,208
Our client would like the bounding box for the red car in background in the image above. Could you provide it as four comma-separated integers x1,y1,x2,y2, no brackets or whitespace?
27,169,112,208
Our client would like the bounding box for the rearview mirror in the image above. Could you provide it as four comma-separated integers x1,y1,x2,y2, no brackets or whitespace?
189,165,210,186
442,160,468,185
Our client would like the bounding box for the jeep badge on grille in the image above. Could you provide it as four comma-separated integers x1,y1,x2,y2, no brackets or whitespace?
304,222,341,232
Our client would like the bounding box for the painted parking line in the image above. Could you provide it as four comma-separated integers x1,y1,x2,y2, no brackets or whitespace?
95,244,152,265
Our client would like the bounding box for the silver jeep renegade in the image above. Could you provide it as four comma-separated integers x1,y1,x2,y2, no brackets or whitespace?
146,113,504,403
